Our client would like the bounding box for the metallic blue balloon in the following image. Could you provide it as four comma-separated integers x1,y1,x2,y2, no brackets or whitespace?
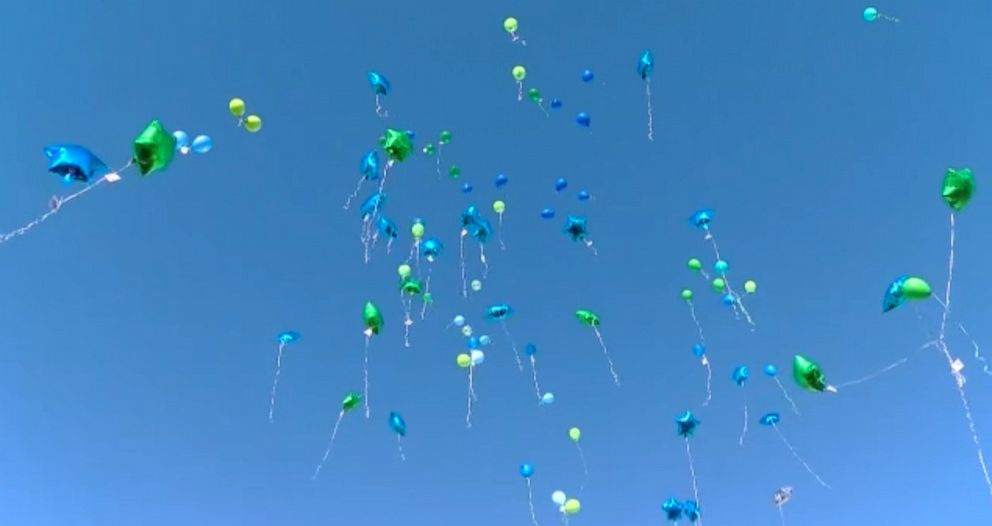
554,178,568,191
525,343,537,356
43,145,108,183
692,344,705,357
495,173,508,187
467,336,481,349
764,364,778,377
361,150,380,180
690,209,713,230
360,192,385,218
577,190,590,201
485,303,513,320
563,216,589,242
682,500,700,522
576,112,591,127
581,69,594,82
759,412,781,426
638,50,655,80
405,130,415,139
470,218,494,243
462,182,473,193
883,275,910,312
541,208,556,219
520,463,535,478
192,135,213,154
376,216,399,238
732,365,749,386
278,331,300,344
460,205,482,229
368,71,390,95
722,294,735,306
550,98,562,109
388,411,407,436
675,410,700,438
421,238,443,259
662,498,683,521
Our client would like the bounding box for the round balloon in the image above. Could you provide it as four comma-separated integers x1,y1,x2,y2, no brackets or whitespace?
503,17,518,33
551,491,567,506
457,353,471,368
541,208,555,219
519,463,534,478
863,7,878,21
512,66,527,81
470,350,485,365
581,69,594,82
564,499,581,515
471,279,483,292
744,280,758,294
576,112,591,127
172,131,190,151
244,115,262,133
229,98,246,117
541,392,555,404
453,315,466,327
568,427,581,442
493,200,506,214
192,135,213,154
398,264,412,278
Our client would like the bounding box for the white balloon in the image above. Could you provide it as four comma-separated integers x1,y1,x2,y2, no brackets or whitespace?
551,490,566,506
470,350,485,366
540,392,555,405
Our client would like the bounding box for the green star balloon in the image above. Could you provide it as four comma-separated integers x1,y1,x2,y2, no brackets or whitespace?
575,309,600,327
341,391,362,412
380,128,413,162
942,167,975,211
133,120,176,175
363,301,384,335
793,354,830,392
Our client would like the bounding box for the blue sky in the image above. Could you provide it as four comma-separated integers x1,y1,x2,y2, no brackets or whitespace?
3,0,992,524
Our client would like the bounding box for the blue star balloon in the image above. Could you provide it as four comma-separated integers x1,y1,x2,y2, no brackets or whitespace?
760,412,781,426
563,216,589,242
360,192,385,218
388,411,407,436
43,145,108,183
638,50,655,80
485,303,513,321
278,331,300,344
683,500,701,522
675,411,700,437
525,343,537,356
361,150,380,181
882,275,909,312
368,71,391,95
421,238,443,260
377,216,399,238
732,365,750,386
662,498,683,521
690,209,714,230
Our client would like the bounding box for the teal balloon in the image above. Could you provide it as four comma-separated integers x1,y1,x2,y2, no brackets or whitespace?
863,7,878,21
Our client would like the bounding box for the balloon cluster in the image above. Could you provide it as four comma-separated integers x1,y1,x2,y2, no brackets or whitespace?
172,130,213,155
228,98,263,133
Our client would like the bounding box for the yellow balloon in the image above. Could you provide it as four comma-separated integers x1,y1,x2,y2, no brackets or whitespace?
512,65,527,81
503,17,518,33
244,115,263,133
563,499,581,515
228,98,246,117
493,200,506,214
568,427,581,442
457,353,472,368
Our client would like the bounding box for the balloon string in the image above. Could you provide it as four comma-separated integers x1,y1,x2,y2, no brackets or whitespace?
420,265,433,320
435,143,444,178
686,300,706,344
772,424,830,488
459,230,468,298
705,231,756,329
530,356,543,402
403,307,413,348
701,356,713,407
517,81,523,102
480,244,489,279
956,322,992,377
360,215,373,264
342,177,364,210
374,94,388,118
363,335,371,419
377,160,392,194
396,435,406,462
312,410,345,480
0,172,114,245
939,213,956,347
498,212,506,251
880,13,900,22
510,32,527,46
268,341,287,422
584,239,599,256
502,321,524,372
466,365,476,429
685,439,703,526
525,478,540,526
834,356,910,388
575,443,590,492
774,377,801,416
592,327,621,386
739,399,748,447
778,504,787,526
645,80,654,142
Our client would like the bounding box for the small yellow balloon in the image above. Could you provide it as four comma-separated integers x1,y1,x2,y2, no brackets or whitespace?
228,98,246,117
503,17,519,33
493,200,506,214
244,115,262,133
457,353,471,368
411,223,425,238
512,65,527,81
744,280,758,294
398,264,412,278
568,427,581,442
563,499,581,515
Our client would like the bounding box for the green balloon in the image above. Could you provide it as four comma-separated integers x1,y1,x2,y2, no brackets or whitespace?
688,258,703,271
512,65,527,81
793,354,830,392
380,128,413,162
342,392,362,412
439,130,453,144
563,499,581,515
576,309,600,327
457,353,471,368
133,120,176,176
422,144,436,156
400,278,423,296
902,277,932,299
568,427,581,442
423,292,434,304
363,301,384,335
744,280,757,294
942,168,975,211
493,200,506,214
528,87,541,102
712,278,726,292
228,98,246,117
397,264,412,279
244,114,262,133
681,289,693,301
448,165,461,179
503,17,518,33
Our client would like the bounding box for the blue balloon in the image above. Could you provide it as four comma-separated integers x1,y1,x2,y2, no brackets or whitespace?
468,336,481,349
421,238,443,259
278,331,301,344
360,193,385,218
479,335,492,346
368,71,391,95
540,392,555,405
541,208,556,219
638,50,655,80
692,344,705,357
682,500,700,522
662,498,683,522
388,411,407,436
675,410,700,437
361,150,380,181
462,183,473,193
376,216,399,238
759,412,781,426
495,174,508,187
520,463,535,478
550,98,562,109
172,131,190,151
554,178,568,191
576,112,591,127
577,190,590,201
562,216,589,242
43,144,108,183
453,315,466,327
485,303,513,321
732,365,749,386
763,364,778,377
581,69,594,82
690,209,714,230
405,130,415,139
471,218,494,244
722,294,735,306
192,135,213,154
525,343,537,356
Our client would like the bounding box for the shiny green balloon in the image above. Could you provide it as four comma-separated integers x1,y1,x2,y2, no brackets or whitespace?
576,309,600,327
563,499,581,515
528,88,541,102
568,427,581,442
744,280,757,294
688,258,703,271
503,17,518,33
342,392,362,411
448,165,461,179
422,144,436,156
439,130,453,144
512,65,527,81
681,289,693,301
942,168,975,211
380,129,413,162
244,115,262,133
363,301,384,335
398,264,412,279
902,277,932,299
711,278,726,292
133,120,176,175
493,200,506,214
793,354,830,392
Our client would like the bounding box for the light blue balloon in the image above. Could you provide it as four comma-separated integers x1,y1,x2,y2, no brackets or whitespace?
540,392,555,405
479,335,492,346
692,344,705,357
192,135,213,154
453,315,466,327
722,294,735,306
863,7,878,21
172,131,190,151
714,260,729,274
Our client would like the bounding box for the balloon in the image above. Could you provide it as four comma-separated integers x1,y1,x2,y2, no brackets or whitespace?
693,344,706,357
388,411,407,436
760,412,781,426
581,69,594,82
471,279,483,292
470,350,485,366
244,115,262,133
714,260,729,274
575,309,600,327
229,98,246,117
421,238,442,260
519,463,534,478
662,498,683,521
172,131,190,151
577,190,590,201
43,145,108,183
675,410,700,437
528,88,542,102
793,354,831,392
132,120,177,176
423,293,433,304
681,289,693,301
541,208,556,219
942,168,975,211
363,302,384,335
883,275,933,312
512,65,527,81
732,365,749,386
722,294,735,306
461,325,473,337
503,17,518,33
342,392,362,412
764,364,778,377
453,315,466,327
690,209,714,230
485,303,513,321
479,335,492,346
744,280,758,294
563,499,581,515
568,427,581,442
359,193,385,219
712,278,726,292
380,129,413,162
278,331,300,344
495,174,508,187
525,344,537,356
576,112,591,127
555,178,568,191
540,392,555,405
400,278,423,296
863,7,878,21
773,486,794,506
550,98,562,109
551,491,566,506
467,336,480,350
448,166,461,179
638,50,655,80
493,200,506,214
397,264,412,279
377,216,399,239
682,500,700,522
368,71,391,95
462,183,473,193
688,258,703,271
563,216,589,242
411,222,425,239
439,130,453,144
191,135,213,154
457,353,471,368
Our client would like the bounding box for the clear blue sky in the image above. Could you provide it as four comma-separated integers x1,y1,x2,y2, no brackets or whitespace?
4,1,992,524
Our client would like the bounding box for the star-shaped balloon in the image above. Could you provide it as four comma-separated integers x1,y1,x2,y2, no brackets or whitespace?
662,497,683,521
341,391,362,412
563,215,589,242
363,301,384,335
882,275,933,312
638,50,654,80
682,500,701,522
380,128,413,162
485,303,513,321
675,410,700,438
278,331,301,344
575,309,601,327
759,412,781,426
360,150,380,181
773,486,793,506
689,209,713,230
792,355,830,392
732,365,750,386
368,71,391,95
941,167,975,211
43,145,108,183
132,120,176,176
